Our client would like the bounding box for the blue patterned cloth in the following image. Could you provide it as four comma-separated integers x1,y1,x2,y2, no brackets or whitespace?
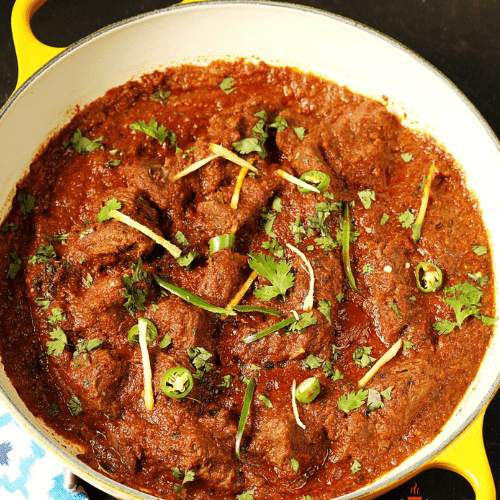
0,398,88,500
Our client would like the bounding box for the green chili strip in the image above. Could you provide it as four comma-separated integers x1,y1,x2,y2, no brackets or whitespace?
233,305,283,317
242,316,295,344
341,202,359,293
235,377,255,460
298,170,330,193
209,234,236,255
153,275,236,316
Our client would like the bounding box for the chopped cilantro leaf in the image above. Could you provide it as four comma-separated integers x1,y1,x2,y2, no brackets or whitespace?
122,259,149,317
17,190,36,216
304,354,323,369
75,338,104,355
233,110,268,158
269,116,288,133
472,245,488,256
172,467,195,492
67,128,104,155
7,253,21,279
68,395,83,416
272,196,283,212
261,210,277,238
35,297,51,310
236,492,254,500
47,307,66,325
130,119,176,145
433,282,483,334
220,77,236,94
351,460,362,474
219,374,232,388
188,346,213,379
289,311,317,332
248,252,295,302
98,198,122,222
46,327,67,356
174,231,189,246
159,334,172,348
380,213,390,226
338,388,369,413
318,299,332,324
400,153,413,163
398,210,415,228
294,127,306,140
468,272,489,287
176,251,199,269
261,239,285,259
353,346,375,368
362,263,375,275
291,457,300,473
389,301,403,319
357,188,375,209
150,88,171,104
28,244,56,265
290,216,306,244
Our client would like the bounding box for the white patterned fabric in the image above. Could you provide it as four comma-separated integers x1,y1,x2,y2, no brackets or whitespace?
0,397,88,500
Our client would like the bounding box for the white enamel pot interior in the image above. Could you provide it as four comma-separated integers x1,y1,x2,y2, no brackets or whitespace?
1,1,500,499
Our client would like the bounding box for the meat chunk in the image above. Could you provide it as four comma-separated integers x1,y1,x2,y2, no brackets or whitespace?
248,402,328,484
148,295,216,364
320,101,399,190
67,187,158,270
66,349,123,418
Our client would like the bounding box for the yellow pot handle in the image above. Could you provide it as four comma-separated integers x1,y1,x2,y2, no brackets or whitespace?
11,0,65,91
426,408,495,500
11,0,209,92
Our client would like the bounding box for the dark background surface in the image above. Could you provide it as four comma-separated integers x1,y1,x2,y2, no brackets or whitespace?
1,1,499,499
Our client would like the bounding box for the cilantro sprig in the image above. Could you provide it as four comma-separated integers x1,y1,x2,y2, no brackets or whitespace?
433,282,484,335
247,252,295,302
130,119,176,146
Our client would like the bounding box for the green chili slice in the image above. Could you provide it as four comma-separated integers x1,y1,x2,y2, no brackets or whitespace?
153,275,236,316
128,318,158,345
242,315,296,344
295,377,320,403
415,262,443,293
235,377,255,460
161,367,194,399
341,203,359,292
233,305,283,317
209,234,236,255
297,171,330,193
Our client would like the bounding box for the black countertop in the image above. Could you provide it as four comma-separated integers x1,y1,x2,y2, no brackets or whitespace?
0,1,499,499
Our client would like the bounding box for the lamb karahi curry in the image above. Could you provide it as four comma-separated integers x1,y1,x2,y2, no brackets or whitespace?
0,60,496,499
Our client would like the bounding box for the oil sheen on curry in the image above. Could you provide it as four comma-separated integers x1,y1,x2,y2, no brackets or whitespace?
0,61,496,499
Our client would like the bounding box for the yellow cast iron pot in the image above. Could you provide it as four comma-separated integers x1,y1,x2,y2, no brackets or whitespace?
2,0,500,498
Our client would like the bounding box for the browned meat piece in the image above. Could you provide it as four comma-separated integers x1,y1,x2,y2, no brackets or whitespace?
65,349,124,418
247,401,329,485
148,296,216,364
67,187,158,270
325,357,441,465
66,274,133,344
320,101,399,190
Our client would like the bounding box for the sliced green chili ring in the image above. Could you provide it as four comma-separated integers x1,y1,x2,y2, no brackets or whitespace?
209,234,236,255
297,171,330,193
161,367,194,399
233,305,283,317
235,377,255,460
153,275,236,316
341,203,359,293
128,318,158,345
242,316,296,344
295,377,320,403
415,262,443,293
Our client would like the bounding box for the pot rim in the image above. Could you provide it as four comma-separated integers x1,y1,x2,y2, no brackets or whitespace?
2,1,500,499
